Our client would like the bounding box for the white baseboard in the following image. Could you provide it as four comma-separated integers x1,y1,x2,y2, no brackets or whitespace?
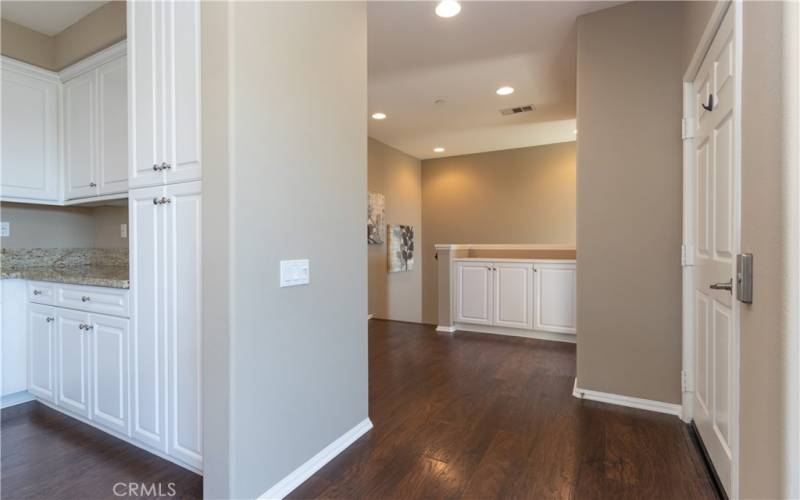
572,378,682,417
454,323,576,344
1,391,35,409
367,314,374,320
258,417,373,499
435,325,457,333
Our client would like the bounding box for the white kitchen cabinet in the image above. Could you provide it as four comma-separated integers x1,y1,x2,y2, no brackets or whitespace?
0,58,59,202
2,280,28,398
129,0,201,188
533,263,577,334
90,314,129,435
493,263,534,330
455,261,493,326
28,303,56,402
63,54,128,200
130,181,202,468
56,308,90,417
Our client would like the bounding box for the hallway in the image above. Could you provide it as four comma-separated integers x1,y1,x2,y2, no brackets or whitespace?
289,320,718,499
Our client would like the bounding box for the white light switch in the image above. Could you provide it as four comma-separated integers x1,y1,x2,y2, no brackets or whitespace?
0,222,9,237
120,223,128,238
280,259,310,287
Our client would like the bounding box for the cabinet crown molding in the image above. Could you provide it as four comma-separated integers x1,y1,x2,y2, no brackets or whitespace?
434,243,577,251
0,56,60,82
59,40,127,82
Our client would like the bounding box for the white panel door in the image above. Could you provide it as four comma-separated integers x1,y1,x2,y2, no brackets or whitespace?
493,263,533,330
89,314,129,435
64,70,98,199
98,56,129,195
56,309,90,417
163,0,202,185
533,263,576,334
0,62,59,201
691,6,738,496
129,185,167,449
165,181,203,468
455,262,493,326
28,304,56,402
128,0,165,188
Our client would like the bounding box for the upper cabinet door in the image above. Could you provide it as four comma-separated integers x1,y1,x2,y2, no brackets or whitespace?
128,0,164,188
98,56,129,195
533,263,577,334
64,70,98,200
129,0,201,188
0,60,59,202
493,263,534,330
455,261,493,326
163,0,201,185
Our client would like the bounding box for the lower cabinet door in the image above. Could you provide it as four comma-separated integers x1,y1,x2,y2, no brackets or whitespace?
89,314,129,435
28,304,56,402
493,263,534,330
56,309,90,417
533,263,577,334
455,261,493,326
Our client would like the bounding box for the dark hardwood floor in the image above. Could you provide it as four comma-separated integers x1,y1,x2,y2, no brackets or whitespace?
289,319,718,500
1,401,202,500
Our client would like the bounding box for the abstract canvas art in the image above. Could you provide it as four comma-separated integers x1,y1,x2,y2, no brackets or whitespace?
368,192,386,244
388,224,414,272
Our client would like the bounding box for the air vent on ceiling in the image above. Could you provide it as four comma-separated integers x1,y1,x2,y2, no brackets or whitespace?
499,104,536,116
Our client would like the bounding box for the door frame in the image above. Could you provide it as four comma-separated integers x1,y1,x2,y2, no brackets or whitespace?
681,1,741,497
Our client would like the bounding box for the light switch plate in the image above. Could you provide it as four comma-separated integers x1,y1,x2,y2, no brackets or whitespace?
280,259,310,287
0,222,9,237
120,223,128,238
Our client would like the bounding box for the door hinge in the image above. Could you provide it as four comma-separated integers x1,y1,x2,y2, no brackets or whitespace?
681,244,695,267
681,118,695,140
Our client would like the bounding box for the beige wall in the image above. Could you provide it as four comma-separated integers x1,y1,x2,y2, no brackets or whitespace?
202,2,368,497
368,138,423,323
575,1,684,404
420,141,576,324
0,203,128,249
682,1,721,72
1,1,125,71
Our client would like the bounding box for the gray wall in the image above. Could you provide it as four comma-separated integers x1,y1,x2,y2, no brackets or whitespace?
202,2,368,497
575,1,684,404
0,203,128,249
368,138,422,323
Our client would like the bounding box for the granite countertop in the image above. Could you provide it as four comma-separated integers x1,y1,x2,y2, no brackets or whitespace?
1,265,130,289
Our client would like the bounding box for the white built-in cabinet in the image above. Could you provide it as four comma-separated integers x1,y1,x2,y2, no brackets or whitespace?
129,181,203,470
28,303,56,402
63,53,129,200
129,0,202,188
0,59,60,202
455,260,576,335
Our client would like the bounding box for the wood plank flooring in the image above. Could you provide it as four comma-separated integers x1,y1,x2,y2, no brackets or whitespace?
289,320,718,499
1,401,202,500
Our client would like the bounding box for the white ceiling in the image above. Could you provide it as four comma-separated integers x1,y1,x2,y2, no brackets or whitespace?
1,1,108,36
367,1,620,159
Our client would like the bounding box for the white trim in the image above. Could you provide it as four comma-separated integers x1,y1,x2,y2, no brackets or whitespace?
434,243,575,251
0,56,60,82
58,40,127,82
572,378,683,417
258,418,373,500
453,257,575,264
1,391,35,409
435,325,456,333
453,323,575,344
367,314,374,320
683,1,732,82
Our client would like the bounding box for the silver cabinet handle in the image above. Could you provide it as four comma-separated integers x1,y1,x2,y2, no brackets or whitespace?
33,290,42,295
153,163,160,171
153,197,161,205
709,278,733,292
46,316,54,323
89,182,97,187
79,323,93,331
81,296,91,302
153,196,171,205
160,162,171,170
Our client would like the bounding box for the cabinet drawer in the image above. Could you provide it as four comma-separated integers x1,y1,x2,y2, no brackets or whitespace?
28,282,56,305
56,284,129,317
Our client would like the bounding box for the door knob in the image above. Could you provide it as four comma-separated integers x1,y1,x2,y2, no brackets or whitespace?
709,278,733,292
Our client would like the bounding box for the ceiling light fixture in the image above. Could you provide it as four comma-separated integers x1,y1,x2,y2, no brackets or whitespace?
371,112,387,120
435,0,461,18
433,147,445,153
496,86,514,96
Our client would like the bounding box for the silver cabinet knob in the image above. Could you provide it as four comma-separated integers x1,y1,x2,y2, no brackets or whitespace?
89,182,97,187
160,162,171,170
152,196,171,205
81,296,91,302
33,290,42,295
46,316,54,323
79,323,94,331
153,163,160,171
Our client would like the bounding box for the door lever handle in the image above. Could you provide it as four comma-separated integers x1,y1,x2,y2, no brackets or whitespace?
702,94,715,111
709,278,733,292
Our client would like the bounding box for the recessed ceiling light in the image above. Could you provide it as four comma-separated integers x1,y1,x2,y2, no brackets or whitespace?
435,0,461,18
433,147,445,153
496,86,514,96
371,112,386,120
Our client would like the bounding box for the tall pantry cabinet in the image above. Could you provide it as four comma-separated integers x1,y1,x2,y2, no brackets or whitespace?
128,0,203,471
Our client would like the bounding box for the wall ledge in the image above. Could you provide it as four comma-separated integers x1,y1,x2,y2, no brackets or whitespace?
434,243,576,251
